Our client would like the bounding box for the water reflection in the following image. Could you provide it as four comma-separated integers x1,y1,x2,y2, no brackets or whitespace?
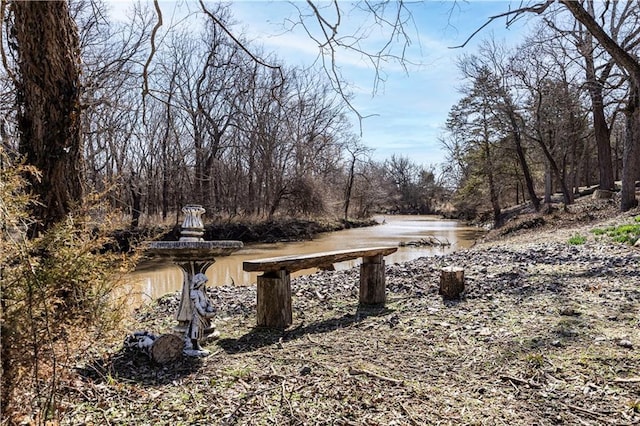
129,215,485,305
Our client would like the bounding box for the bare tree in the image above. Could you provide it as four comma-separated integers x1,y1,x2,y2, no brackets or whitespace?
552,1,640,210
460,39,541,211
446,66,515,225
476,1,640,209
538,1,640,193
343,137,372,220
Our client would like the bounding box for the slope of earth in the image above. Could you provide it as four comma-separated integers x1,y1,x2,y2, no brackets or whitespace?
66,198,640,425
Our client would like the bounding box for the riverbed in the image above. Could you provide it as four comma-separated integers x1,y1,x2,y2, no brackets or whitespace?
129,215,484,304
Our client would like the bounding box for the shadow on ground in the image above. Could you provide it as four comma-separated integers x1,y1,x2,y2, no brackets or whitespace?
217,304,394,354
77,347,204,385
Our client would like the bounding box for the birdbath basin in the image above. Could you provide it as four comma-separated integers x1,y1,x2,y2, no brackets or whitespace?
145,205,243,338
146,240,243,262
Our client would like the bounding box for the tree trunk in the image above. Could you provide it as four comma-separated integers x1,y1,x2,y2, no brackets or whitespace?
483,141,501,227
161,75,175,221
585,49,615,191
344,154,356,221
506,108,540,211
560,1,640,210
536,132,573,206
130,174,142,229
11,1,83,234
622,86,640,211
544,162,552,204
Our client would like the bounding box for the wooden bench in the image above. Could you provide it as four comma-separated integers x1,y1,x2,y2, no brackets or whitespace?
243,246,398,329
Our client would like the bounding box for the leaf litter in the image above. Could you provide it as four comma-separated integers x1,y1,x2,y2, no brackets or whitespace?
66,199,640,425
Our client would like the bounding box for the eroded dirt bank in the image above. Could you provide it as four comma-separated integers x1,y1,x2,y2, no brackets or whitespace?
67,199,640,425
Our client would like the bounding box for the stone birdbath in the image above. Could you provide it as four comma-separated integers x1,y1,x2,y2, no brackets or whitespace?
145,204,243,355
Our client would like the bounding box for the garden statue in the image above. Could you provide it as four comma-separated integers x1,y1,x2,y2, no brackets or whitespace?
184,272,216,357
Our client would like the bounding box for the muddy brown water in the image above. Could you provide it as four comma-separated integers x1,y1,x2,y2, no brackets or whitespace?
129,215,485,305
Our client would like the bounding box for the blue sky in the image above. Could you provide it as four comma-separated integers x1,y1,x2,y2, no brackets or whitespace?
224,1,534,170
110,1,535,170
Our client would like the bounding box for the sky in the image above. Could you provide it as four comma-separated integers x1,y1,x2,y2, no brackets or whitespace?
223,1,535,170
110,1,536,170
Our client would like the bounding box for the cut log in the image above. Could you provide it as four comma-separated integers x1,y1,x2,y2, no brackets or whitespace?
592,189,614,199
125,331,184,364
439,267,465,300
149,334,184,364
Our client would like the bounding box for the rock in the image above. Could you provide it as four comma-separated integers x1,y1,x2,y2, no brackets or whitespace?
559,307,581,316
618,339,633,349
300,366,312,376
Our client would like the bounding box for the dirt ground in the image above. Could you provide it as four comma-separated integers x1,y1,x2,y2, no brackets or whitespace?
64,198,640,425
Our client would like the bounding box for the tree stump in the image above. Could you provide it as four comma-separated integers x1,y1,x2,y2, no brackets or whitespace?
439,267,465,300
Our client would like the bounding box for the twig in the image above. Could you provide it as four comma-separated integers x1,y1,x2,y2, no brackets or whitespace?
613,377,640,383
506,377,520,394
499,375,541,388
399,402,421,426
223,384,280,424
562,402,610,419
100,408,112,426
348,366,403,385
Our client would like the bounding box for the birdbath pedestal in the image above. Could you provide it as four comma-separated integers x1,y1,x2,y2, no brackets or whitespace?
145,205,243,353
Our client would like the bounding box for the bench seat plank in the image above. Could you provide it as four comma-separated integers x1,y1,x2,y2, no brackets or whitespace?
243,246,398,274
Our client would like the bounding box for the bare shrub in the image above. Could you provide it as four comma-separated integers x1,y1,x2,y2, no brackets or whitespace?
1,147,137,424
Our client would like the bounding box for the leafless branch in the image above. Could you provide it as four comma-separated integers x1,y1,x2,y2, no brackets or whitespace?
198,0,283,77
286,1,418,133
141,0,162,124
142,0,162,98
450,0,555,49
198,0,285,102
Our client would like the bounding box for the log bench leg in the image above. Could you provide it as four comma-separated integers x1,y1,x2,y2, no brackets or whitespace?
257,269,292,329
359,254,386,305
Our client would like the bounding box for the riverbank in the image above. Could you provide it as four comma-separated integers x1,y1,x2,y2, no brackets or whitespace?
110,217,379,253
58,198,640,424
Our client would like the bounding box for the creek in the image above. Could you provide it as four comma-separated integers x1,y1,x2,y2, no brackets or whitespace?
129,215,485,305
